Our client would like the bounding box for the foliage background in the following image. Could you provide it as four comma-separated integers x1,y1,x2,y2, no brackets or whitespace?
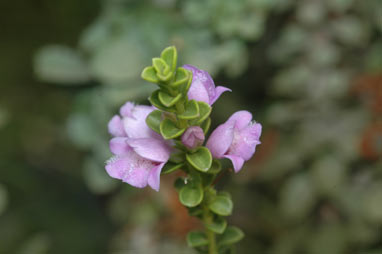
0,0,381,253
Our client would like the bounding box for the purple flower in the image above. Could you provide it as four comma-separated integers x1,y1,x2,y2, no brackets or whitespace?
181,126,205,149
106,102,171,191
183,65,231,105
206,111,262,173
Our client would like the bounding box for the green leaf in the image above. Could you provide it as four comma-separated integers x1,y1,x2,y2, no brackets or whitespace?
152,58,171,81
173,140,188,151
152,57,169,74
34,45,90,84
218,191,232,200
189,169,203,185
201,117,211,134
169,152,185,163
149,90,175,112
158,91,182,107
171,67,191,88
207,159,222,175
202,174,215,186
203,173,216,186
188,206,203,217
179,184,204,207
205,216,227,234
187,231,208,247
174,178,186,191
218,245,236,254
141,66,159,83
160,46,177,72
160,118,186,139
161,162,184,175
145,110,162,133
209,195,233,216
218,226,244,246
190,102,211,125
178,100,200,120
186,147,212,172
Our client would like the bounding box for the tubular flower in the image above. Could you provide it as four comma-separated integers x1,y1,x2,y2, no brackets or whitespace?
106,102,171,191
183,65,231,105
206,111,262,172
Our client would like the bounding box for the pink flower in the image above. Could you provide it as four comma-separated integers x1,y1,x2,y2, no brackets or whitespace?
183,65,231,105
181,126,205,149
106,102,171,191
206,111,262,172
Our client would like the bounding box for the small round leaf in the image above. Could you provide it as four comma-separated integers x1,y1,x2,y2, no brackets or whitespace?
187,231,208,247
207,159,222,175
179,184,204,207
160,46,177,72
188,206,203,217
171,67,191,88
209,195,233,216
218,226,244,246
161,162,184,175
174,178,186,191
205,216,227,234
201,117,211,134
141,66,159,83
152,58,171,81
186,147,212,172
160,118,186,139
149,90,176,112
178,100,200,120
146,110,162,133
158,91,182,107
190,102,211,125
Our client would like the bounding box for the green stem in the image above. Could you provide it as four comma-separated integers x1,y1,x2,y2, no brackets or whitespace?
175,101,188,129
203,199,217,254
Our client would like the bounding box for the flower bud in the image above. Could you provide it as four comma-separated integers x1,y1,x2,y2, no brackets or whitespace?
181,126,205,149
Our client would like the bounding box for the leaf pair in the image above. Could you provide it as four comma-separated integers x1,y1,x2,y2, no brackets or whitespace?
141,46,177,82
187,226,244,248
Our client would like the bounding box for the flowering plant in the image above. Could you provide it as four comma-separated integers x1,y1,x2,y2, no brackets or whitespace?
105,46,261,254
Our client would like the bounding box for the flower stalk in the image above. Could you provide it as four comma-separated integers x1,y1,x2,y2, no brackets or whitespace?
104,46,262,253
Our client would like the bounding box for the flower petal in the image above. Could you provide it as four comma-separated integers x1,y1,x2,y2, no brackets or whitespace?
108,115,126,137
184,65,210,104
210,86,231,105
109,137,130,155
126,138,171,162
119,101,135,117
224,154,245,173
122,164,151,188
148,162,165,191
105,156,128,180
228,111,253,130
120,150,157,188
197,69,215,103
228,123,262,161
105,148,159,189
123,106,159,139
182,64,199,74
206,121,235,158
187,77,210,104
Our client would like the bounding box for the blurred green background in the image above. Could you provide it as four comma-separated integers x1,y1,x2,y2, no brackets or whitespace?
0,0,381,253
